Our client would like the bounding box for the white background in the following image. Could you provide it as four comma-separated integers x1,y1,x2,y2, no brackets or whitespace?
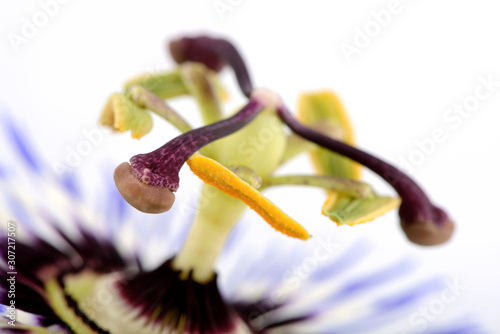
1,0,499,333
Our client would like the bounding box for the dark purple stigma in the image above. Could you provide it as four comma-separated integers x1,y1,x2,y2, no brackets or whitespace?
171,34,455,245
169,36,254,98
276,103,454,245
129,97,264,191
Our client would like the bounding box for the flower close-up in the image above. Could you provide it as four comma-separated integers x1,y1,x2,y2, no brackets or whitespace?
1,2,500,333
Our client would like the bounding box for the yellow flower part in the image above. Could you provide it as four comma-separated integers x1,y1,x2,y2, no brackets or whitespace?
298,90,360,179
100,92,153,139
299,91,400,225
45,278,97,334
0,323,57,334
322,192,401,226
187,154,310,240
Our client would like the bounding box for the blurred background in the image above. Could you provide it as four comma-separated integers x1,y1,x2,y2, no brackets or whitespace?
1,0,499,333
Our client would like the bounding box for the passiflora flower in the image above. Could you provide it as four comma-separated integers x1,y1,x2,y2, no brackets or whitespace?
0,34,473,334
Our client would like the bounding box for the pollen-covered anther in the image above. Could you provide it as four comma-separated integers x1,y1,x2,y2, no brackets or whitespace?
114,162,175,214
187,154,310,240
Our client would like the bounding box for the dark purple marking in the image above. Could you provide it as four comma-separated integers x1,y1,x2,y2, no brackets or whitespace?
119,258,238,333
0,222,130,331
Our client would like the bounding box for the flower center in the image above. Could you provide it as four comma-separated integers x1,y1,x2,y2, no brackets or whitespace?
43,267,253,334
